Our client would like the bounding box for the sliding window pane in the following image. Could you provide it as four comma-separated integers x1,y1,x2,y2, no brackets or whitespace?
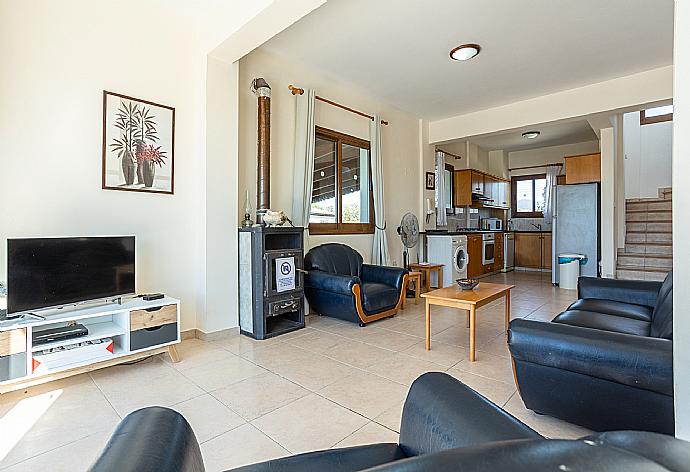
310,137,337,223
516,179,534,213
341,143,370,224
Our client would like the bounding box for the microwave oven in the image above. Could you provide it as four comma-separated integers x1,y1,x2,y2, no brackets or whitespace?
483,218,503,231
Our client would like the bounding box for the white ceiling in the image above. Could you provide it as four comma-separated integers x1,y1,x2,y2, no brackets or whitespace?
468,120,598,152
261,0,674,120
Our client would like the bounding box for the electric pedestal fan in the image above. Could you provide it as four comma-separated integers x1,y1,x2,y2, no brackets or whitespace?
397,212,419,269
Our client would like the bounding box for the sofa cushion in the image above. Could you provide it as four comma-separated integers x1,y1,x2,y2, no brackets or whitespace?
553,310,651,337
362,282,400,314
651,271,673,340
567,299,653,322
305,243,363,277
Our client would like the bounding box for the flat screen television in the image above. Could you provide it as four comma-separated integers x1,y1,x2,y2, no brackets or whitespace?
7,236,135,314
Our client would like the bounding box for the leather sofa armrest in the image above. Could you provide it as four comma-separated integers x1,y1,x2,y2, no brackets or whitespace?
361,264,407,289
577,277,662,307
304,270,361,296
88,407,203,472
508,319,673,396
398,372,541,457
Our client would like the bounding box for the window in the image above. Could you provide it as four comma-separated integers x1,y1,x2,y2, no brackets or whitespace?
640,105,673,125
309,126,374,234
511,174,547,218
444,163,454,209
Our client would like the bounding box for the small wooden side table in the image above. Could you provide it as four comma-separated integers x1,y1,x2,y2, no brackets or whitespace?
408,263,444,291
402,271,422,309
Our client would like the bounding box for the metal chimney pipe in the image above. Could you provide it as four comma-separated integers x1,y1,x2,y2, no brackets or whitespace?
251,78,271,223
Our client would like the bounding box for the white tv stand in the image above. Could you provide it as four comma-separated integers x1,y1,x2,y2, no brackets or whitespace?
0,297,180,393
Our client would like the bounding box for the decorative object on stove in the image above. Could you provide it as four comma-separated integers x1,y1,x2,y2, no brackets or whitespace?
241,190,253,228
262,209,293,227
251,78,272,224
397,212,420,268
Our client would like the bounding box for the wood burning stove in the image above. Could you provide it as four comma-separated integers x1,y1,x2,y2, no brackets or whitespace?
238,226,305,339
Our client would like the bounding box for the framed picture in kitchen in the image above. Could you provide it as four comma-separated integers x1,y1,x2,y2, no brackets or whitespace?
425,172,435,190
102,90,175,194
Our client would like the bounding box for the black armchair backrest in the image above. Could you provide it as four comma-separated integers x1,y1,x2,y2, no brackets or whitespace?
651,271,673,339
305,243,363,277
398,373,541,457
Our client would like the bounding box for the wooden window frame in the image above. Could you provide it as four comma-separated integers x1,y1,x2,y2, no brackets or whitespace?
309,126,375,235
511,173,546,218
640,109,673,125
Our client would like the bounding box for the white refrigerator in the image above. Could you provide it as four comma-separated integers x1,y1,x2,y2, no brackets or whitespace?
552,183,600,284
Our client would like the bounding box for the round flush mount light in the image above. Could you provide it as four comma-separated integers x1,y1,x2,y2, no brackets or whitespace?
521,131,541,139
450,43,481,61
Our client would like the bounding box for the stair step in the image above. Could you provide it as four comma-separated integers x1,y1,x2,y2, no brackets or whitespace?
618,243,673,256
617,255,673,270
626,232,673,244
626,222,672,232
627,201,672,211
617,268,668,282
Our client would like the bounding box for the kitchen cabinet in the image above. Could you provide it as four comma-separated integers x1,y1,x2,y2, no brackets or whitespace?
453,169,510,209
515,232,551,270
471,171,484,195
453,170,473,206
541,233,552,270
564,153,601,184
467,234,483,278
495,233,504,271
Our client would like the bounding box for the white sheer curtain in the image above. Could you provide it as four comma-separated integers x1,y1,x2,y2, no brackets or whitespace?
543,164,560,220
370,115,390,265
435,150,447,227
291,88,316,245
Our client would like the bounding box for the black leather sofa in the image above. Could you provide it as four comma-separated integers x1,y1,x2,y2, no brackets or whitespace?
303,243,408,325
509,272,673,434
88,372,690,472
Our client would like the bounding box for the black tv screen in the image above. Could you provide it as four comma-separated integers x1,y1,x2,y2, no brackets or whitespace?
7,237,135,314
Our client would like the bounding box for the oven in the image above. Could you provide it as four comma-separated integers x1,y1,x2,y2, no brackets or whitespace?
482,233,495,265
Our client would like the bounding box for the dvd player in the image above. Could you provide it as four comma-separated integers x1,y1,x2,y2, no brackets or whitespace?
32,324,89,346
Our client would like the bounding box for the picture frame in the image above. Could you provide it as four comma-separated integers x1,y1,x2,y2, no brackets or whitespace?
425,172,435,190
102,90,175,194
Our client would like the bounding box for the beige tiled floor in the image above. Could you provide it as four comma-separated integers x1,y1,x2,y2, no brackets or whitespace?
0,271,589,471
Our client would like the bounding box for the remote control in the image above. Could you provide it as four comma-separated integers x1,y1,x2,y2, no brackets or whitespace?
143,293,164,301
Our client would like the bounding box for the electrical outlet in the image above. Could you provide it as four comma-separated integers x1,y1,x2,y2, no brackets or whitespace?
391,259,398,266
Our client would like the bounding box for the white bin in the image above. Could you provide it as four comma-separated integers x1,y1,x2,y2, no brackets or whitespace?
558,254,587,290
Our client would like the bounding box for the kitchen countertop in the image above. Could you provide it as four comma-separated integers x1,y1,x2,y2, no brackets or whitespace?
422,229,551,235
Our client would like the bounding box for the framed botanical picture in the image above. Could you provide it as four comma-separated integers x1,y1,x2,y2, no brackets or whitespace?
102,91,175,194
425,172,435,190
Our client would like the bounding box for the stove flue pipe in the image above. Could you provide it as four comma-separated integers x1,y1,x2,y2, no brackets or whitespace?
251,78,271,223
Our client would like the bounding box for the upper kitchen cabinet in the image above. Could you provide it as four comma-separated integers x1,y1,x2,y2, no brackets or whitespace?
454,169,510,209
564,153,601,184
471,170,485,195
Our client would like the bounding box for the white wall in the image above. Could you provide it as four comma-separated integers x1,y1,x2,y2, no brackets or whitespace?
673,0,690,440
508,141,600,176
0,0,321,332
238,48,422,266
624,111,673,199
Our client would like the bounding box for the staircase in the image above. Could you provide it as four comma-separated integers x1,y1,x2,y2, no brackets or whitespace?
617,187,672,281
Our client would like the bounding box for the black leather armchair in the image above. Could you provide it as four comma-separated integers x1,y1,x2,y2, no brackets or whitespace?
303,243,408,325
509,272,673,434
88,372,690,472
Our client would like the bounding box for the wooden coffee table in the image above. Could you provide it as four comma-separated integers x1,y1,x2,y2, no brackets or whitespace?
421,282,514,362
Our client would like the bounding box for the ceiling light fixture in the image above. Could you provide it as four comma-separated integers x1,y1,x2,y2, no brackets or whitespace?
521,131,540,139
450,43,481,61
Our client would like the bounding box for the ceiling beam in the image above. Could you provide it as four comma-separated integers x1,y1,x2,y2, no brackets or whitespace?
429,66,673,144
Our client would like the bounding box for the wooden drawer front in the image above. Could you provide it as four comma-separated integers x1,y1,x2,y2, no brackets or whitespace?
0,328,27,357
0,352,27,382
130,305,177,332
130,323,178,352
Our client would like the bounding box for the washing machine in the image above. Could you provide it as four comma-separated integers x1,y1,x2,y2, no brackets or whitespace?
426,235,468,288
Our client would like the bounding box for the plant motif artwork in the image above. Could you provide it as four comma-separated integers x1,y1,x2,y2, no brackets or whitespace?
102,91,175,194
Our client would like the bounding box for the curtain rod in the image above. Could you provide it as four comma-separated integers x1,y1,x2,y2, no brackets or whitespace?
508,163,563,171
288,85,389,125
436,149,463,160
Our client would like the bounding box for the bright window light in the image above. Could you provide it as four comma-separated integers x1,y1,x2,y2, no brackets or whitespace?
644,105,673,118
